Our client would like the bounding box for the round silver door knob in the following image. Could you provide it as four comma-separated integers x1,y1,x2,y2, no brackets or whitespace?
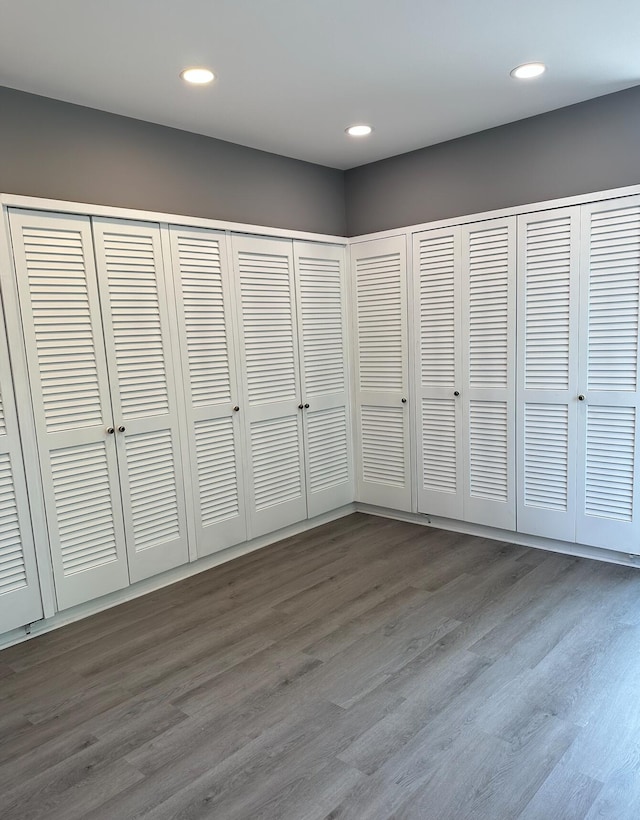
106,427,114,434
118,425,126,432
233,406,240,412
304,403,310,409
454,391,460,397
578,395,585,401
401,398,407,403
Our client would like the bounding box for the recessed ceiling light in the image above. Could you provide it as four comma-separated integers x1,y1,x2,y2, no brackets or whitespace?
510,62,546,80
180,67,215,85
346,124,373,137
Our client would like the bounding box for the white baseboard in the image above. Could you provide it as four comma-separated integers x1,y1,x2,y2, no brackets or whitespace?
355,503,640,569
0,504,356,651
6,500,636,652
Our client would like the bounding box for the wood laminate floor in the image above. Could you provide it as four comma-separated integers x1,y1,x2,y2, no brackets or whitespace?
2,513,640,819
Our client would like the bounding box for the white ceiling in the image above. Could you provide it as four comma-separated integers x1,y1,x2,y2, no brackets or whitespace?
0,0,639,170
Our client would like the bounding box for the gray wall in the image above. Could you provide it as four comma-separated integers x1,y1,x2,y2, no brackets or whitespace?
4,84,640,239
0,86,346,235
345,85,640,236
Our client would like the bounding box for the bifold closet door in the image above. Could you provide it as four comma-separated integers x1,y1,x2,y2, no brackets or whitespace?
168,225,247,556
0,290,43,632
460,218,516,529
575,196,640,550
414,227,463,519
233,235,307,538
352,236,411,511
516,207,581,542
92,218,188,582
8,210,129,610
415,220,515,529
294,242,353,517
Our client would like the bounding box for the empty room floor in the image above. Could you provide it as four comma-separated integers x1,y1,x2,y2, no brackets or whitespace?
1,513,640,819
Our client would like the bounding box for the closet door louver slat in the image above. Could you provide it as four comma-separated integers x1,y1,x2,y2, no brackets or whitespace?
169,226,246,556
468,401,509,503
93,218,188,582
306,407,350,493
194,418,240,527
523,404,569,512
352,237,411,511
8,210,129,610
360,405,406,487
420,398,457,494
251,416,303,510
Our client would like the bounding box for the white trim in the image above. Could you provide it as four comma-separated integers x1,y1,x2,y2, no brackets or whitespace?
5,184,640,247
348,184,640,243
0,194,348,246
349,230,409,245
356,504,640,569
0,503,356,650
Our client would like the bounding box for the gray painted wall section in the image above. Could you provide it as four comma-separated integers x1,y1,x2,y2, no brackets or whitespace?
3,84,640,239
344,85,640,236
0,86,346,235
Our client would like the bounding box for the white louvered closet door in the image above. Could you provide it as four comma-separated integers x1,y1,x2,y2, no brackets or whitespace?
168,226,247,556
8,210,129,610
516,208,581,542
92,218,188,582
575,196,640,550
414,227,463,519
294,242,353,518
352,236,411,511
232,235,307,538
0,289,43,632
461,218,516,529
